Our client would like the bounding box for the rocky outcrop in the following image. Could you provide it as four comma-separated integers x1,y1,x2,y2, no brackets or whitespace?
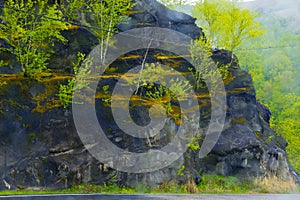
189,49,296,181
0,0,299,190
117,0,203,40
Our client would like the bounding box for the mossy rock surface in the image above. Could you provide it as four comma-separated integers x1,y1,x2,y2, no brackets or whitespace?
0,0,298,191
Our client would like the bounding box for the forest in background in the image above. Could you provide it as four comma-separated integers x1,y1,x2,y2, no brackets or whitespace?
237,0,300,172
162,0,300,172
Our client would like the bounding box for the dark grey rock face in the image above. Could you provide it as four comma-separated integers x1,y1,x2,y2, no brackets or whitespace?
117,0,203,40
0,39,22,74
0,0,299,190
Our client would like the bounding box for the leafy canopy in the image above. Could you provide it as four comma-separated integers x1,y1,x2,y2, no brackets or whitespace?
59,0,133,62
192,0,265,53
235,3,300,171
57,0,133,108
0,0,67,80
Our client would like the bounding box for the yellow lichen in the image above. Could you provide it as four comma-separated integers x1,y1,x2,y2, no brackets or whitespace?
119,55,141,60
232,117,247,124
228,87,250,94
155,55,190,60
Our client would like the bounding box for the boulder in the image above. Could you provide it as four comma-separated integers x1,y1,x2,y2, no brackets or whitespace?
0,0,299,190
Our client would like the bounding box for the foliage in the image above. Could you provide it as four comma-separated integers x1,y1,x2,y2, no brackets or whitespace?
0,80,7,87
192,0,265,55
58,0,87,24
58,82,74,109
190,38,229,91
0,0,132,98
177,165,185,176
86,0,132,64
198,174,244,193
102,85,111,104
0,0,67,80
235,6,300,172
57,0,133,107
0,173,298,195
126,62,194,119
187,136,202,152
253,175,297,193
59,0,133,63
58,52,90,108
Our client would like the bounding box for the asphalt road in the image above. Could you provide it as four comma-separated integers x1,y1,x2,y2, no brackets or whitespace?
0,194,300,200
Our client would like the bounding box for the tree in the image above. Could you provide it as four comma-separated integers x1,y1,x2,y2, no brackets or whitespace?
192,0,265,56
57,0,133,108
59,0,133,64
228,1,300,172
0,0,67,80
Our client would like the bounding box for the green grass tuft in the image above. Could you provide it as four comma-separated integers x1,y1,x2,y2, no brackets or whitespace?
0,174,298,196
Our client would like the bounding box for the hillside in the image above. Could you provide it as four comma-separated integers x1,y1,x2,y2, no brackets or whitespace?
0,0,299,191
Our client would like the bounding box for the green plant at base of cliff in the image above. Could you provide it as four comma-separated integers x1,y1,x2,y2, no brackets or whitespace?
253,175,298,193
0,174,298,195
198,174,251,194
0,0,67,80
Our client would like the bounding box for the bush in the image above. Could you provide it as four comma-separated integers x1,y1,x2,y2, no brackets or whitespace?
0,0,67,80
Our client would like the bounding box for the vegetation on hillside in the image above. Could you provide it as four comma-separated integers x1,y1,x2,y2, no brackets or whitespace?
0,0,67,80
236,3,300,172
0,0,133,107
0,0,299,194
162,0,300,173
191,0,265,55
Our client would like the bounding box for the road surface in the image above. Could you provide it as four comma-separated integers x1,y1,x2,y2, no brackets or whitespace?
0,194,300,200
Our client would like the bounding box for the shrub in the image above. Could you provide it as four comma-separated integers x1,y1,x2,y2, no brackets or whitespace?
0,0,67,80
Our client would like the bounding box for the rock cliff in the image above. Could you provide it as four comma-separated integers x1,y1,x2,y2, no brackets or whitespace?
0,0,299,190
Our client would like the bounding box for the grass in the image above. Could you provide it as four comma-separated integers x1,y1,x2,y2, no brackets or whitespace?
0,174,299,196
197,174,253,194
253,175,298,193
